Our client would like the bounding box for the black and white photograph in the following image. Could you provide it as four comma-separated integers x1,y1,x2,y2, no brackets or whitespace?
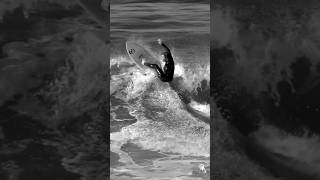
213,0,320,179
0,0,109,179
3,0,319,179
110,0,210,179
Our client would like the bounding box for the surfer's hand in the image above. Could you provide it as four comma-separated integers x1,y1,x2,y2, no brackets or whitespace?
157,38,162,45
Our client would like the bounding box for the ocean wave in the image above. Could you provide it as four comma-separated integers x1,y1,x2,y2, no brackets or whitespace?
212,7,320,99
213,4,320,135
110,69,210,179
172,62,210,104
110,53,210,157
213,2,320,179
252,124,320,175
110,54,210,104
110,38,210,103
208,100,279,180
0,30,107,127
35,32,107,120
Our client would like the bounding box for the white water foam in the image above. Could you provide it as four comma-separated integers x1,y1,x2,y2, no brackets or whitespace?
189,100,210,117
253,124,320,174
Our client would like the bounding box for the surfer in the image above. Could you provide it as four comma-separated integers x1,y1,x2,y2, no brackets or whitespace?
142,39,174,82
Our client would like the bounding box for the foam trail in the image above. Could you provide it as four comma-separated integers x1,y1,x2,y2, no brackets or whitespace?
253,124,320,174
189,100,210,117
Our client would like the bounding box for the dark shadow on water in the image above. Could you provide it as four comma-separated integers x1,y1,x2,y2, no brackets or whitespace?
110,151,125,167
120,142,167,166
6,142,81,180
213,46,320,135
0,106,81,180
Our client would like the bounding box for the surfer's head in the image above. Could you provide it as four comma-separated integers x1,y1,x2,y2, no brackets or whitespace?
161,54,170,63
160,55,165,62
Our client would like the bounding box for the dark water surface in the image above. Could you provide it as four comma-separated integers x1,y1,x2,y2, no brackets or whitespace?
0,1,109,179
213,0,320,179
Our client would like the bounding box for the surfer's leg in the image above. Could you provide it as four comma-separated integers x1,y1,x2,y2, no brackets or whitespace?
144,63,166,79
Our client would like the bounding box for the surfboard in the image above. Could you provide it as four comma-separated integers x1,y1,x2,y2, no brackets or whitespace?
126,41,159,70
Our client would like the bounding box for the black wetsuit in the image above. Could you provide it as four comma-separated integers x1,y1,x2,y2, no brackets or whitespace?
144,42,174,82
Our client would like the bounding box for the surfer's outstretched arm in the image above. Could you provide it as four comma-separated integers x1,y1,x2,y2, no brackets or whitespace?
158,39,171,53
160,43,171,53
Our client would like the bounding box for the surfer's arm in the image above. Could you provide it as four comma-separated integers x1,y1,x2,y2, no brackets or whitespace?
160,43,171,53
157,39,171,53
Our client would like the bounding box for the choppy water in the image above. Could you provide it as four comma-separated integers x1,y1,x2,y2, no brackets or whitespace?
110,1,210,179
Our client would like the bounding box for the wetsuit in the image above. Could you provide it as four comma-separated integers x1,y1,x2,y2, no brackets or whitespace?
144,42,174,82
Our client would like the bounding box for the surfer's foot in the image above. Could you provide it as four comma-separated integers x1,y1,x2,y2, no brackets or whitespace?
157,38,162,45
141,58,146,65
142,60,151,66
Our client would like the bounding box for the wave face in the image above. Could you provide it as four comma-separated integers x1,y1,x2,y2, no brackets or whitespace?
213,0,320,179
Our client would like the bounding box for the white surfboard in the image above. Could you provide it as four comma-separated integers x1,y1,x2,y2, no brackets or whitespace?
126,41,159,70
